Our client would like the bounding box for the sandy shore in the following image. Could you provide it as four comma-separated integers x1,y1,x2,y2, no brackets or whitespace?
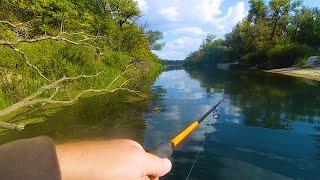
266,67,320,81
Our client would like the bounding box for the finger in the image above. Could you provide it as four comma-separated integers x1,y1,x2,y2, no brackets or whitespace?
142,176,150,180
149,177,159,180
143,153,172,177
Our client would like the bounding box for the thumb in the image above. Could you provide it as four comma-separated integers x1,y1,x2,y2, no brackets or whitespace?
143,152,172,177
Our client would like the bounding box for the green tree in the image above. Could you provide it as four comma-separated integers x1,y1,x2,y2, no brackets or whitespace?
146,30,165,51
268,0,301,40
247,0,267,23
290,7,320,49
107,0,141,28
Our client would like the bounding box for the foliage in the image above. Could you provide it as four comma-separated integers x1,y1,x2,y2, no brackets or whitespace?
184,36,233,68
267,43,312,68
146,30,165,51
185,0,320,69
294,57,308,68
0,0,164,114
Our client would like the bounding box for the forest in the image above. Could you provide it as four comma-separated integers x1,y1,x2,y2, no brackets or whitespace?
185,0,320,69
0,0,164,128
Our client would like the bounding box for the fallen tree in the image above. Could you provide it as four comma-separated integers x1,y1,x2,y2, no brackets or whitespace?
0,20,153,130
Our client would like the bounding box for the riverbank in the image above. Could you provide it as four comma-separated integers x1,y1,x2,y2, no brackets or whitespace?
266,67,320,81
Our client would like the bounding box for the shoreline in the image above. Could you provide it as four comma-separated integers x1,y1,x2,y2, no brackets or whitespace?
265,67,320,82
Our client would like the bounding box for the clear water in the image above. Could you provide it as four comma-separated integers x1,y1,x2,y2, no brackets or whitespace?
145,69,320,180
1,68,320,180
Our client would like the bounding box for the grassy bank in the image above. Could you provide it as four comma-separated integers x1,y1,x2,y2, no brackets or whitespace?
0,0,164,129
266,67,320,81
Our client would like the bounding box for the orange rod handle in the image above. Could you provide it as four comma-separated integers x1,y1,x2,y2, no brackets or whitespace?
170,121,199,147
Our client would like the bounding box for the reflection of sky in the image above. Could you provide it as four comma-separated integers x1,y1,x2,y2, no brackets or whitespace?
156,70,205,100
144,70,241,150
143,69,320,180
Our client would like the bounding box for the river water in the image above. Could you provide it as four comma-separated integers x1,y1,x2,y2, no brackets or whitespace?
1,68,320,179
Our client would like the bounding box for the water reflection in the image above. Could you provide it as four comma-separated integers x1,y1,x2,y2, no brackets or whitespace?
144,69,320,180
1,68,320,179
0,92,150,144
189,69,320,129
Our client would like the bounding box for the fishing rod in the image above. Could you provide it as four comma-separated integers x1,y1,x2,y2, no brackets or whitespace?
150,99,225,159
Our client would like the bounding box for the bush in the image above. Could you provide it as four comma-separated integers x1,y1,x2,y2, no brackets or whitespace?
267,44,312,68
243,50,267,66
316,48,320,56
294,57,308,68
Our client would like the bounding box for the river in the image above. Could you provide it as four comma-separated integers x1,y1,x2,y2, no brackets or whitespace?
1,68,320,179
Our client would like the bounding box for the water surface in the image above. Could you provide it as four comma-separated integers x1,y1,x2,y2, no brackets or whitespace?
145,69,320,180
1,69,320,180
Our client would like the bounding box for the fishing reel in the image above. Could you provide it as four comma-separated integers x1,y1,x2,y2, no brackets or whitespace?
206,111,220,126
212,110,219,120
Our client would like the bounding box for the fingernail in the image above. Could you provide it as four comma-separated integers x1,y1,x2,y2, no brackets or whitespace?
162,158,172,173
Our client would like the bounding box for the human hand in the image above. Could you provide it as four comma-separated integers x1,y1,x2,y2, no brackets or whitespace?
56,139,172,180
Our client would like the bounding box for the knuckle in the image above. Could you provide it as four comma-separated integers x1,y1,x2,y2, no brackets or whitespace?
122,139,144,150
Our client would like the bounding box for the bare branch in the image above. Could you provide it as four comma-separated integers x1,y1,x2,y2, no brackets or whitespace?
0,19,41,29
0,40,14,46
0,72,103,117
8,45,52,83
0,121,24,131
0,20,17,28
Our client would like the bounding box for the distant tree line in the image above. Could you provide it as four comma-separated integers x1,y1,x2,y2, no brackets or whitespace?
185,0,320,69
161,60,185,66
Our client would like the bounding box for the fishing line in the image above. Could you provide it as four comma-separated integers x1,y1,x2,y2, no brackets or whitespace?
185,131,209,180
185,110,219,180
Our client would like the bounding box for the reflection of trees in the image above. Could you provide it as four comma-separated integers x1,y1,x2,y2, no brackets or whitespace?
148,85,167,113
186,68,320,130
0,91,151,144
162,66,184,72
0,70,162,145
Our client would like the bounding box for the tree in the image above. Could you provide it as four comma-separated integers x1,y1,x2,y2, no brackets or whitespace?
0,0,164,128
268,0,301,40
290,7,320,49
247,0,267,23
205,33,216,44
107,0,141,28
146,30,165,51
186,0,318,69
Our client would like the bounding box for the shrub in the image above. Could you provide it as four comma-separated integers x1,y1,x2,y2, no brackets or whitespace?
267,44,312,68
294,57,308,68
243,50,267,66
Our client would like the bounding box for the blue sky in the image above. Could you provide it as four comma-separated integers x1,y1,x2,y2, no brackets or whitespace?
135,0,320,60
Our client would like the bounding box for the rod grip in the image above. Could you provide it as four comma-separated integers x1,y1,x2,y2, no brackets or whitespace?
149,143,173,159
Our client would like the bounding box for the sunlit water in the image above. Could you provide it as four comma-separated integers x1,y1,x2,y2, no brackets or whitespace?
1,69,320,179
145,69,320,180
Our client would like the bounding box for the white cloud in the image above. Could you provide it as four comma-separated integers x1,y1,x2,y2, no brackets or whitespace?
169,37,202,49
156,50,186,60
166,27,207,36
212,2,247,33
156,36,202,59
140,0,248,60
191,0,223,23
159,7,179,22
134,0,149,12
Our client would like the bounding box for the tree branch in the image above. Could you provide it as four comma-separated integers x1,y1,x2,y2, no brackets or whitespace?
0,20,17,28
0,62,147,127
0,121,24,131
8,45,52,83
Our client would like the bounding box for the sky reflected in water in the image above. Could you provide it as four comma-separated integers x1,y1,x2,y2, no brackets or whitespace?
0,68,319,180
144,69,320,180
